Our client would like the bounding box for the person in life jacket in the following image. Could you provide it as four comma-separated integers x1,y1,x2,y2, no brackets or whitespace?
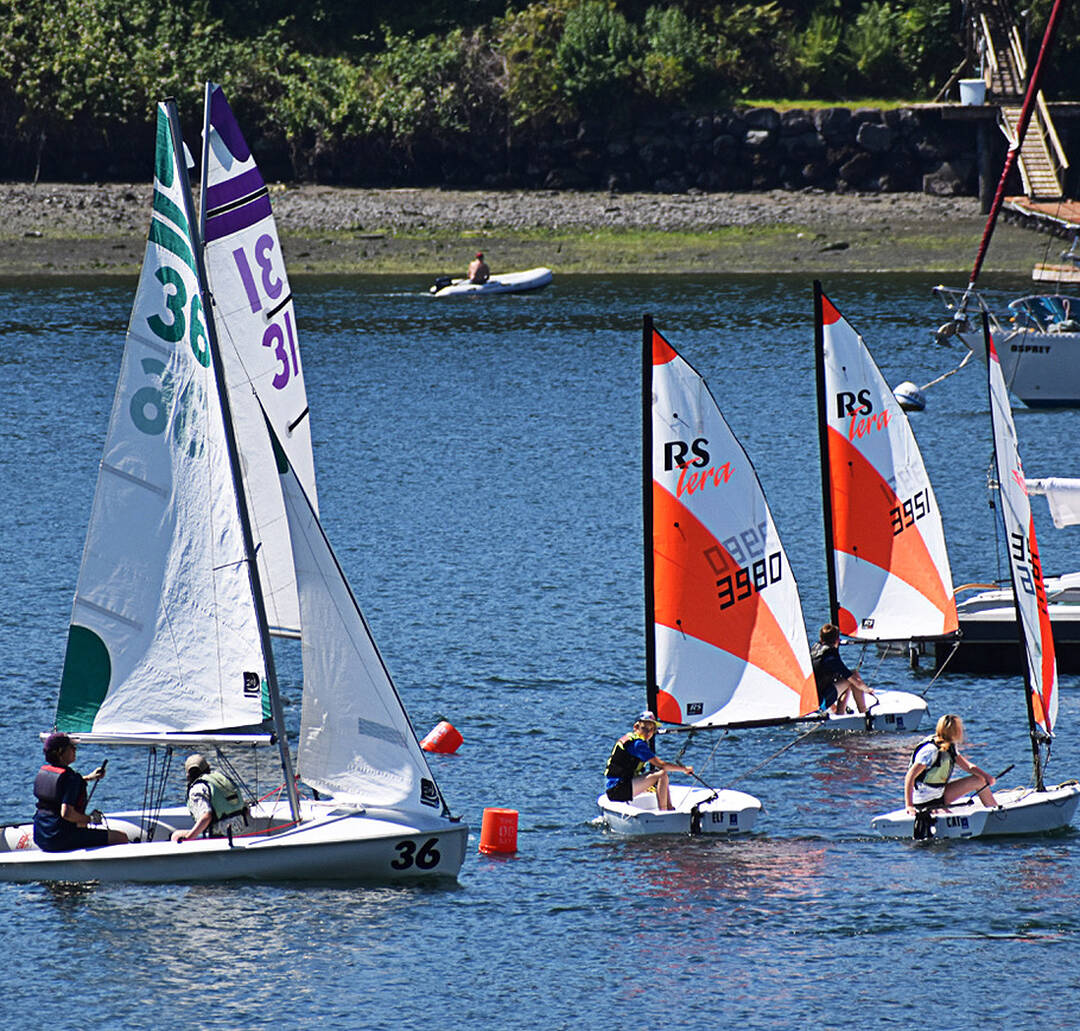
810,623,875,715
32,732,130,852
904,713,998,813
604,711,693,810
171,754,249,843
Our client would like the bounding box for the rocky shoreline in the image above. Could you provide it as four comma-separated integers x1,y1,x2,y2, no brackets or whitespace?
0,181,1046,276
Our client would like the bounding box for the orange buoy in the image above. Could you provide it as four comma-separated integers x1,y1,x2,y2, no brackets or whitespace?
478,807,518,855
420,720,463,754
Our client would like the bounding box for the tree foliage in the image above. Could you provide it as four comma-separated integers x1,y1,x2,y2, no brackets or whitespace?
0,0,1075,181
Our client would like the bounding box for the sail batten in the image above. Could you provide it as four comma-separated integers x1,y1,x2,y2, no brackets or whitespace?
646,318,816,727
815,283,957,642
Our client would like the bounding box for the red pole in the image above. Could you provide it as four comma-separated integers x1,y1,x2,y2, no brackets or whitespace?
968,0,1064,287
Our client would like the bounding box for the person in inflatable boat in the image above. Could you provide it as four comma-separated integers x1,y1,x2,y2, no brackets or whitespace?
172,754,249,843
905,713,998,817
467,251,490,283
33,732,130,851
604,711,693,810
810,623,875,715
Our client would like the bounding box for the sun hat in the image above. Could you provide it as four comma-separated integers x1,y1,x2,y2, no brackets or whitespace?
184,753,210,775
636,710,658,724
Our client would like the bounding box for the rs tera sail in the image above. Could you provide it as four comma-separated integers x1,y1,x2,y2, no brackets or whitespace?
814,282,957,642
645,318,818,727
986,320,1058,783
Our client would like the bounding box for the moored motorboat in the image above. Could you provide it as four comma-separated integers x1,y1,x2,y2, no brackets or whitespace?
429,266,552,296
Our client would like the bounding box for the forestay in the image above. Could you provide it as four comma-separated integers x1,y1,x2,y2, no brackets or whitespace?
279,448,447,815
987,332,1058,738
815,284,957,641
647,322,818,727
201,82,318,639
55,105,267,735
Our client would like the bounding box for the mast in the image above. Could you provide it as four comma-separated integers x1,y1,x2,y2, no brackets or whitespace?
967,0,1064,289
167,98,301,822
813,281,840,626
643,314,658,715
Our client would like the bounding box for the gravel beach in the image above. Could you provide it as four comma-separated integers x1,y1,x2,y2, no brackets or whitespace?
0,181,1050,277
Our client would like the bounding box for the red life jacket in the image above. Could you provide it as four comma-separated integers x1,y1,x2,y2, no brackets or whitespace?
33,764,86,815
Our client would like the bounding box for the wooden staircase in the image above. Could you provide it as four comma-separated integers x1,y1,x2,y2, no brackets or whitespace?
968,0,1067,199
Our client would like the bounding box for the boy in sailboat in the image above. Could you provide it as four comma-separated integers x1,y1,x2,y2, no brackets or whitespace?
604,712,693,810
905,714,998,815
33,733,130,851
171,754,249,843
810,624,873,715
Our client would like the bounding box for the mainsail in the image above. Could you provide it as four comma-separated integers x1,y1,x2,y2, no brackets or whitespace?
986,321,1058,770
645,318,817,727
55,104,267,734
815,283,957,641
201,82,317,639
278,445,446,815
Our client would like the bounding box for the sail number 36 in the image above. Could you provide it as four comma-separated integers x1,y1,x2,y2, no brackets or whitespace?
391,837,441,871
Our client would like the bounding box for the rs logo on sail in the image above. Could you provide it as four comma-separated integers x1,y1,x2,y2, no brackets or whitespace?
664,438,732,498
835,390,889,441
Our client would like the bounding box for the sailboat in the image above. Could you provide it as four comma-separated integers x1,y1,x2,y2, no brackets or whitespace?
597,317,820,835
813,283,954,731
0,94,467,881
871,317,1080,839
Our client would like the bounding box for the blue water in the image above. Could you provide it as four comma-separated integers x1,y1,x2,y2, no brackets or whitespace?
3,271,1080,1030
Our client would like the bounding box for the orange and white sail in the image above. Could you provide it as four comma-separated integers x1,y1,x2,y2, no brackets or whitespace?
814,283,957,641
645,318,817,727
986,326,1058,737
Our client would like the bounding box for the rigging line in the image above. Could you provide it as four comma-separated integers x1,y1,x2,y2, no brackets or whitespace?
919,639,961,697
726,728,818,789
673,728,695,764
918,349,974,393
696,730,727,779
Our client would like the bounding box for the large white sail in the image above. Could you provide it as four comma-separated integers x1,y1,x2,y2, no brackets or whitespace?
279,447,446,814
201,82,317,639
55,104,267,734
815,284,957,641
646,321,817,727
987,330,1058,736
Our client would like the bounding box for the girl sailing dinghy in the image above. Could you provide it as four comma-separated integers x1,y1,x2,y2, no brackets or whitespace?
813,283,955,731
0,96,466,882
598,318,821,835
871,318,1080,839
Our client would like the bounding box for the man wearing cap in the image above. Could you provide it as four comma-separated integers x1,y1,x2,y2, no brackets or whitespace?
33,732,130,851
604,712,693,811
171,754,249,843
467,252,490,284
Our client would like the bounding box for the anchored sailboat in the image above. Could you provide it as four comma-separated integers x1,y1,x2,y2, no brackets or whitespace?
597,317,818,835
0,94,466,881
871,316,1080,838
814,282,954,731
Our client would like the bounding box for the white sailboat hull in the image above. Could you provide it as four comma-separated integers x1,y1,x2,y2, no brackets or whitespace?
0,800,467,883
822,688,927,733
870,783,1080,839
597,783,761,836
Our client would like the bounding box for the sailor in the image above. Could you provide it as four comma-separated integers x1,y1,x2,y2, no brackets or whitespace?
33,732,130,851
467,251,490,284
810,623,873,715
604,711,693,811
172,754,249,843
905,713,998,816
